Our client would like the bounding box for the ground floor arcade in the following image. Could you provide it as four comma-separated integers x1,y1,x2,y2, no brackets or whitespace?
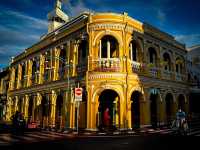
5,85,189,131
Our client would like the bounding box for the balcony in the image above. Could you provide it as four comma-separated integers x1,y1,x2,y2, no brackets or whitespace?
162,70,173,80
130,61,143,73
43,69,52,82
91,58,121,72
147,65,159,78
76,63,87,76
175,73,186,82
31,72,40,85
58,67,66,80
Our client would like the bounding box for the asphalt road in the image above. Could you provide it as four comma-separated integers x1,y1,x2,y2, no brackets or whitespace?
0,134,197,150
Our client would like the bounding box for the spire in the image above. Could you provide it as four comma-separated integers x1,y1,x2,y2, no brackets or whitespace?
47,0,69,33
55,0,62,9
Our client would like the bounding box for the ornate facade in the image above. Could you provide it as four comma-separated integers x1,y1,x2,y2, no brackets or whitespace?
5,1,189,131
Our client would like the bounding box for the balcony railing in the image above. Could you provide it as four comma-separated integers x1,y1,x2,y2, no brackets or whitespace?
148,66,159,78
76,63,87,75
31,72,40,85
130,61,142,73
175,73,186,82
162,70,173,80
58,67,66,80
92,58,121,72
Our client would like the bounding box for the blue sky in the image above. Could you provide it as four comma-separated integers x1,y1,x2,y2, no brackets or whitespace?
0,0,200,68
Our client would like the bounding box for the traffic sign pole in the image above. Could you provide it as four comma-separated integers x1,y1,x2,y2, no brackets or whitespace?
77,102,79,133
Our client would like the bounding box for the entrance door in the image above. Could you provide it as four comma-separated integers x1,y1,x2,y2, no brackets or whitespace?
165,93,174,125
98,90,119,130
150,94,158,128
55,95,63,130
131,91,141,129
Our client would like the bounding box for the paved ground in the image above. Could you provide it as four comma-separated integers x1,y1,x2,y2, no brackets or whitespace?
0,126,200,150
0,131,198,150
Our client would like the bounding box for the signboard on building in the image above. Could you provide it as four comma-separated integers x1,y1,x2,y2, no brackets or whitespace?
75,88,82,102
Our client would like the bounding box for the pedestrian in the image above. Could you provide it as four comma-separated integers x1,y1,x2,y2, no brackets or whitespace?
103,108,110,129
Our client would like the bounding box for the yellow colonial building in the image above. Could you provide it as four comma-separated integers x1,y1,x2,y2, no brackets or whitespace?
6,0,189,131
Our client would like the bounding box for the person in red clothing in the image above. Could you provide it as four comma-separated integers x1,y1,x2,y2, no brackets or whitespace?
103,108,110,128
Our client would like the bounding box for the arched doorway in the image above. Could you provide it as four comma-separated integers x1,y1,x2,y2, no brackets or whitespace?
163,52,171,71
148,47,157,66
41,95,49,128
55,94,63,130
18,97,23,113
100,35,119,58
98,89,119,130
150,89,160,128
28,96,34,123
130,91,142,129
165,93,174,125
178,94,186,112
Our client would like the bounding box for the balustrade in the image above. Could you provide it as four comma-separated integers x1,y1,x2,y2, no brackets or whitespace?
130,61,142,73
92,58,121,72
162,70,173,80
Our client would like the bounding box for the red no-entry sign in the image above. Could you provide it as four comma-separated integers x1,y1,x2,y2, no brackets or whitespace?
75,88,82,102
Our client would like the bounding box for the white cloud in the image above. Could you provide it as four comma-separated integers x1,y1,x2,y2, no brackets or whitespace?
157,9,166,23
4,10,48,30
0,10,47,65
175,34,200,47
63,0,92,17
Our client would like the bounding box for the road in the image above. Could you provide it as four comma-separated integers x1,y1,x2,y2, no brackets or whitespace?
0,128,199,150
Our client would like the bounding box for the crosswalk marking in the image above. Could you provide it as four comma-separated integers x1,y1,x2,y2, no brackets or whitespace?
0,127,200,146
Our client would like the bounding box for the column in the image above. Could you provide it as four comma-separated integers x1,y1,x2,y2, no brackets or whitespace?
14,96,19,113
27,60,33,87
107,40,110,58
9,67,15,91
53,47,60,81
5,97,12,121
127,100,132,129
99,40,102,59
73,42,78,76
130,43,133,61
39,54,45,84
17,64,22,89
50,91,57,128
36,93,42,127
24,61,28,88
24,95,29,121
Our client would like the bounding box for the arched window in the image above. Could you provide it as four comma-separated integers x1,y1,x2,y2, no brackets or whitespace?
32,60,37,76
175,57,184,74
44,51,51,81
148,47,157,65
163,52,171,71
59,45,67,69
99,35,119,58
78,40,88,63
15,67,18,82
129,40,138,61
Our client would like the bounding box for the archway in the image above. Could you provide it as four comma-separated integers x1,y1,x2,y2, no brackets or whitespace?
40,95,49,128
100,35,119,58
165,93,174,125
130,91,143,129
148,47,157,66
98,89,119,130
150,89,160,128
18,97,23,113
55,94,63,130
163,52,171,71
59,45,67,79
178,94,186,112
28,96,34,123
129,40,139,62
